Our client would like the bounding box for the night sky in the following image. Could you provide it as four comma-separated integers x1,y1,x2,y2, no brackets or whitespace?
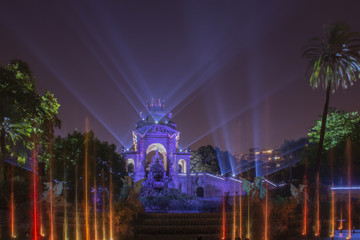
1,1,360,154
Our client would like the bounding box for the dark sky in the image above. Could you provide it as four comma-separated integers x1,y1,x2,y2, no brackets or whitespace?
1,1,360,154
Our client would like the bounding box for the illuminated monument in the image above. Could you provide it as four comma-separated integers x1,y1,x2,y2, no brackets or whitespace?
123,98,243,197
123,99,192,193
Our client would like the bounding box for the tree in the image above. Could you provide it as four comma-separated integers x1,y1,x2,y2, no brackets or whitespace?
308,109,360,151
51,130,126,201
303,23,360,235
303,22,360,173
190,145,221,174
302,110,360,184
0,60,60,181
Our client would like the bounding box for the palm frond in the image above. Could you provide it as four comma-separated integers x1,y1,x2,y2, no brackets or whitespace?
304,22,360,91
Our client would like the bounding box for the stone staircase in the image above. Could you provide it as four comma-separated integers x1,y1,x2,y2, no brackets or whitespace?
51,205,105,239
134,212,235,240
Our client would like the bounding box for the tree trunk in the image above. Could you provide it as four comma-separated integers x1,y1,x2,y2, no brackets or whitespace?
313,82,331,235
316,82,332,173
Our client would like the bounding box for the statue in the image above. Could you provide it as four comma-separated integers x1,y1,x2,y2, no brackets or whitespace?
120,176,132,199
148,150,166,188
241,176,266,200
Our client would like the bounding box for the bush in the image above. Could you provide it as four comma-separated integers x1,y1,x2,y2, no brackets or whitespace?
140,185,201,211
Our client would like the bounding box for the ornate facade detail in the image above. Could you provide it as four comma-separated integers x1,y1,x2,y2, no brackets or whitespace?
123,100,191,193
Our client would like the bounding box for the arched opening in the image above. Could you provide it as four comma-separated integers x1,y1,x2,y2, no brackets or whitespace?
126,158,135,173
196,187,204,198
145,143,167,174
127,163,134,173
178,159,186,173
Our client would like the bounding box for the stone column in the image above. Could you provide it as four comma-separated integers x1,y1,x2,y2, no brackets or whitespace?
134,138,145,182
186,154,191,194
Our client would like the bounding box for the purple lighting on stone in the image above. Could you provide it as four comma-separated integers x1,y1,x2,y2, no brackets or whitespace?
264,179,276,187
230,178,242,183
331,186,360,190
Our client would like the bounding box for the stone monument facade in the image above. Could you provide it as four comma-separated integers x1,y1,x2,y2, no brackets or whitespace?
123,99,191,193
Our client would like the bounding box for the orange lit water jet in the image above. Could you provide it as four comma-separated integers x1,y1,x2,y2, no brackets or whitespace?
94,175,98,240
85,120,90,240
93,140,99,240
330,188,335,238
102,170,106,240
330,150,335,238
264,179,268,240
221,194,226,240
40,204,45,237
315,172,320,237
75,165,80,240
32,144,39,240
109,170,113,240
232,191,236,240
339,207,343,231
63,170,68,240
47,125,55,240
10,191,15,238
346,139,351,240
302,175,307,236
247,196,250,239
239,194,242,239
49,143,54,240
10,165,16,238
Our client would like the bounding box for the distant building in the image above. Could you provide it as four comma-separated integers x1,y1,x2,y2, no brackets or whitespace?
235,148,283,163
232,147,285,177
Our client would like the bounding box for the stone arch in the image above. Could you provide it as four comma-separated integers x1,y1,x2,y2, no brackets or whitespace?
146,143,167,171
126,158,135,173
178,159,186,173
196,186,204,198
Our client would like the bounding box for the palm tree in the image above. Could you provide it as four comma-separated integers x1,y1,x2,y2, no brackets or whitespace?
303,22,360,236
303,22,360,173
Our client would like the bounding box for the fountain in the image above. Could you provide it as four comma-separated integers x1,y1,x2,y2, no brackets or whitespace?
4,104,360,240
239,194,242,240
31,145,39,240
302,175,308,236
264,180,268,240
346,139,352,240
221,194,227,240
76,165,81,240
10,165,15,238
232,191,236,240
247,196,251,240
85,128,90,240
